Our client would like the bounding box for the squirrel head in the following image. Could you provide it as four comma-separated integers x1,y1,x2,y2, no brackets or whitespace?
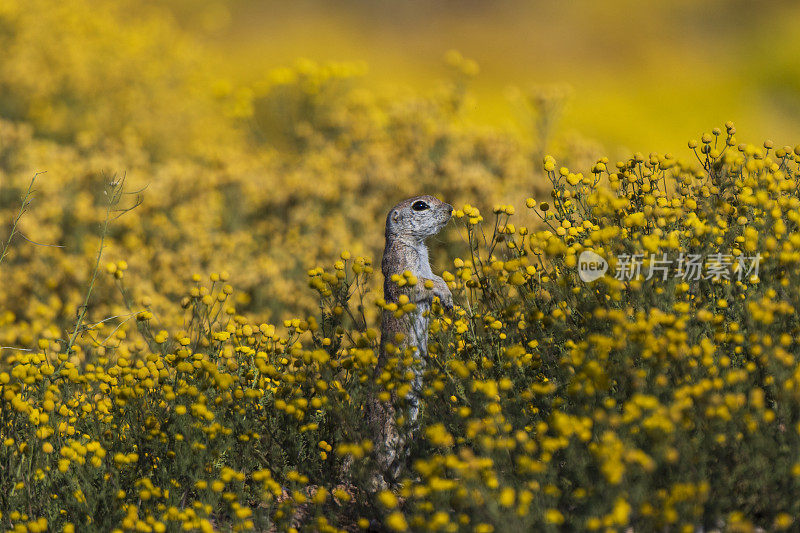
385,195,453,242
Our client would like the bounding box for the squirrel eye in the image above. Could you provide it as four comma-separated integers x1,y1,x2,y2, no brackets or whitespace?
412,200,429,211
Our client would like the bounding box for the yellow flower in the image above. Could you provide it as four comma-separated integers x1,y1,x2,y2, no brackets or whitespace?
378,490,398,508
385,512,408,532
774,513,793,530
498,487,515,507
545,509,565,525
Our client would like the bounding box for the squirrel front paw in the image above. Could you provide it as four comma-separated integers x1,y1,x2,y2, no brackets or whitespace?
434,286,454,312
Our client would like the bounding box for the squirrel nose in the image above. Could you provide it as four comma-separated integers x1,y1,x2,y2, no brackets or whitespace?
446,204,453,215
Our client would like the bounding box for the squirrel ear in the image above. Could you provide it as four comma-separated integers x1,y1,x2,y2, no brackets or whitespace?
391,209,400,222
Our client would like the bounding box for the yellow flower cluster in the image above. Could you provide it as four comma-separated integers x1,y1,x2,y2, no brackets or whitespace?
2,124,799,531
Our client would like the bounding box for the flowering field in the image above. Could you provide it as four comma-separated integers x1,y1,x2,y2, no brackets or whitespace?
3,1,800,532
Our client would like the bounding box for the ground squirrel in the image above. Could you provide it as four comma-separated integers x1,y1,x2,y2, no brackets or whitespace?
369,195,453,486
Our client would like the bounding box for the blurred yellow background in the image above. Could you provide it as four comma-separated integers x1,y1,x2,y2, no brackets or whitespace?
195,0,800,153
2,0,800,332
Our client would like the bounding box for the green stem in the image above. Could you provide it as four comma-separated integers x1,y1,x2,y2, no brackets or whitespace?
0,173,40,268
65,190,114,356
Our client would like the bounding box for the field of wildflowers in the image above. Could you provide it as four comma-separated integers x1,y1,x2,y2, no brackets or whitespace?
3,1,800,532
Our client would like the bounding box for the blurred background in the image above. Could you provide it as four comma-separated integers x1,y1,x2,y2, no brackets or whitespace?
194,0,800,153
1,0,800,333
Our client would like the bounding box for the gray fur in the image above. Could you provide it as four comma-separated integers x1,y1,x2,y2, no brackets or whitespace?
368,195,453,487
